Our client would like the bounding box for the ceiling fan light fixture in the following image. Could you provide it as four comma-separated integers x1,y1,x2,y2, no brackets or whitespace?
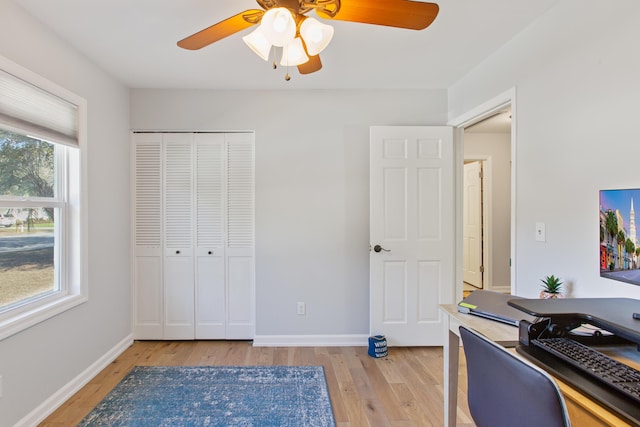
260,7,296,47
177,1,440,77
280,37,309,66
242,27,272,61
300,18,334,56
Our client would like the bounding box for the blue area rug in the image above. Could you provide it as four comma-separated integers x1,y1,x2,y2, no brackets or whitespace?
78,366,336,427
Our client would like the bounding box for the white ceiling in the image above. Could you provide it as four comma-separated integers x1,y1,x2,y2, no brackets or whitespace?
12,0,560,90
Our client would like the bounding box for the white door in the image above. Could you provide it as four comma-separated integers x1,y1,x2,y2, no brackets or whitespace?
194,133,226,339
133,131,255,341
225,133,255,339
193,132,255,340
463,161,483,288
133,134,164,339
370,126,454,346
163,133,195,340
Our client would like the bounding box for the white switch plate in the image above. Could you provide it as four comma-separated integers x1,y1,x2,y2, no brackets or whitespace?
536,222,546,242
296,302,306,315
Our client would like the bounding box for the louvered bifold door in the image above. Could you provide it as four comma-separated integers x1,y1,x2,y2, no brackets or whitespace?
194,133,226,339
225,133,255,339
133,134,163,339
163,133,195,340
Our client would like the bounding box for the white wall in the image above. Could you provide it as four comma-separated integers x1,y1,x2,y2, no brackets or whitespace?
131,89,448,337
464,132,511,289
0,1,131,425
449,0,640,299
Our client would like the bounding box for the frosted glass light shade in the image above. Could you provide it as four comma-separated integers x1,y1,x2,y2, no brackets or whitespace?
280,37,309,66
300,18,334,56
260,7,296,47
243,27,271,61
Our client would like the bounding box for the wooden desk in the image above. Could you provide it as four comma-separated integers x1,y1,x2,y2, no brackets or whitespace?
439,304,636,427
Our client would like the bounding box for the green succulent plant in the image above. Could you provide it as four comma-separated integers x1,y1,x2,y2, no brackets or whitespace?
541,275,563,294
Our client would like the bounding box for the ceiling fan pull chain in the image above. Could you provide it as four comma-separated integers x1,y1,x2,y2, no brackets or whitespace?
268,45,274,68
273,46,279,70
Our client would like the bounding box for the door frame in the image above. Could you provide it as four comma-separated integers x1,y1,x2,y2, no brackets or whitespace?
448,88,517,300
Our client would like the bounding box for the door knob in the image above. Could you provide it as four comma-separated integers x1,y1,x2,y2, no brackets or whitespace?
373,244,390,253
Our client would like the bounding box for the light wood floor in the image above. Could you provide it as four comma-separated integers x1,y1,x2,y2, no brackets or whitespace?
40,341,475,426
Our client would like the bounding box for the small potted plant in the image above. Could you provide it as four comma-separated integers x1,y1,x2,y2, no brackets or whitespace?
540,275,564,299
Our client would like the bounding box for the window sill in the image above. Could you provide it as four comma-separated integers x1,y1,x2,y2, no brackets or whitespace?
0,293,87,341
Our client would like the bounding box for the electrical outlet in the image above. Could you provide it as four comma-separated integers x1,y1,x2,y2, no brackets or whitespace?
296,302,306,315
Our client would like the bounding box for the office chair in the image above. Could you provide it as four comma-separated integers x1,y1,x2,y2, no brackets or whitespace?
459,326,571,427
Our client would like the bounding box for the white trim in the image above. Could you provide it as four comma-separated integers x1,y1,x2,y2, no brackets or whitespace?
14,334,134,427
449,87,518,295
253,334,369,347
0,133,86,341
0,294,87,341
452,127,465,301
448,88,514,129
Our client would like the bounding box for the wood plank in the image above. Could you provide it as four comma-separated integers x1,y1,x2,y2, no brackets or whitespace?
317,351,350,425
359,353,408,423
39,341,474,426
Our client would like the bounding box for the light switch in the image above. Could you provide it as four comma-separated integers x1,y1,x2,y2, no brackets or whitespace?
535,222,546,242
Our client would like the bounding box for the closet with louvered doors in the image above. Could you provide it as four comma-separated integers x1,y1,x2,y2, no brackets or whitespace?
132,132,255,340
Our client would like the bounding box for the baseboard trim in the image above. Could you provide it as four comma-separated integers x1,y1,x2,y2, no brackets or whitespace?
15,333,134,427
253,334,369,347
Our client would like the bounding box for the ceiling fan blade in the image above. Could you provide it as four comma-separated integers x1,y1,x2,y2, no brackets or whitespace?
177,9,264,50
298,55,322,74
317,0,439,30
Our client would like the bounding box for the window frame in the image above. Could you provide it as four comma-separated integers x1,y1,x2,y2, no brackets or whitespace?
0,55,87,341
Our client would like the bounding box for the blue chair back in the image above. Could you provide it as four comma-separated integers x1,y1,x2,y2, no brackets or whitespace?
459,325,571,427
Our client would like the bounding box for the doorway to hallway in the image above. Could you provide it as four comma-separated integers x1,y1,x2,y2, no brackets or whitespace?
463,110,512,295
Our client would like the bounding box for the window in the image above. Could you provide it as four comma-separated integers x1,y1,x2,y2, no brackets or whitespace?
0,56,86,340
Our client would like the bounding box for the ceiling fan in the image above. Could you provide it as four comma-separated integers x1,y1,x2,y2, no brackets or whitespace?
177,0,439,79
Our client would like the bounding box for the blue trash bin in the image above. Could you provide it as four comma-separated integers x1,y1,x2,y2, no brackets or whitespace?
368,335,388,358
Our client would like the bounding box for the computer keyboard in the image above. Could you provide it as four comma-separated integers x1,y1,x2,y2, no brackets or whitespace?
532,337,640,403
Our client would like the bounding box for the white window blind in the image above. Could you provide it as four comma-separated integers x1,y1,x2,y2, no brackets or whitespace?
0,68,78,147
